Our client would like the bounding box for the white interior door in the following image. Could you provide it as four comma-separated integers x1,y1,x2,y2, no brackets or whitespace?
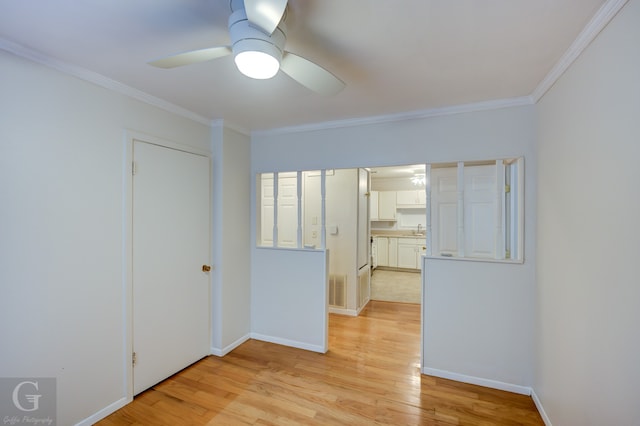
464,165,497,258
430,165,498,258
132,140,211,395
277,173,298,248
431,167,458,255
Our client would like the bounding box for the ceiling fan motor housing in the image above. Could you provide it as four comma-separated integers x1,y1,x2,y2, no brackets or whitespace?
229,8,286,64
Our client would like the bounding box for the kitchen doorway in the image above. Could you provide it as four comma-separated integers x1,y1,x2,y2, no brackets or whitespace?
369,164,426,306
370,269,421,304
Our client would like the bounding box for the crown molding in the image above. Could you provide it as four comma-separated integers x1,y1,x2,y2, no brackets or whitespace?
2,0,628,135
531,0,629,102
253,96,534,137
223,121,251,136
257,0,629,137
0,37,213,127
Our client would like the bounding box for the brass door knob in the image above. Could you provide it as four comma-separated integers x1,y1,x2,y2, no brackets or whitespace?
202,265,211,272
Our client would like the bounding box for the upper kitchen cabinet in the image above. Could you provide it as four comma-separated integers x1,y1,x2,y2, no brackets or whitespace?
396,190,426,208
370,165,425,211
370,191,379,221
377,191,397,220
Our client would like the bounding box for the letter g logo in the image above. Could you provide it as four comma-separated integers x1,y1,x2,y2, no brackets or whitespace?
12,380,42,412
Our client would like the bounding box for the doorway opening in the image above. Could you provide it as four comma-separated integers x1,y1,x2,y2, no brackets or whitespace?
369,164,426,306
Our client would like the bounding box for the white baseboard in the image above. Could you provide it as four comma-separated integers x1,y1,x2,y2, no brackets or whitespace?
531,388,552,425
328,306,357,316
422,367,532,395
75,396,130,426
210,333,251,357
356,298,370,315
250,332,326,353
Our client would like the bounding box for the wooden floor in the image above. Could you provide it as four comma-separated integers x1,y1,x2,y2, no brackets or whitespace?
98,301,543,425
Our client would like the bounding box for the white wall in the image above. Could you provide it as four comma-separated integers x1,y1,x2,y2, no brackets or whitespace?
251,248,329,352
325,170,359,311
0,51,211,425
252,106,535,171
251,104,537,389
211,125,252,355
423,258,534,393
535,0,640,424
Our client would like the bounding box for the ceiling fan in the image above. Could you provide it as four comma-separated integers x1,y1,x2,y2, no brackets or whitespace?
149,0,345,95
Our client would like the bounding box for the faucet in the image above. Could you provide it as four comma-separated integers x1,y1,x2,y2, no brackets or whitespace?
417,224,423,235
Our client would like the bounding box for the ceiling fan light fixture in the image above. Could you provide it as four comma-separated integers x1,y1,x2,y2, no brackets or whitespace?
411,174,426,186
229,8,286,80
233,39,280,79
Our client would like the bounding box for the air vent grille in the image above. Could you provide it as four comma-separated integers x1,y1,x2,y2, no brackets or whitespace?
329,275,347,308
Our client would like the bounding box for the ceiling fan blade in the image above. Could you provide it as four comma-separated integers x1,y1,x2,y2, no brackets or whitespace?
148,46,231,69
244,0,287,35
280,52,345,95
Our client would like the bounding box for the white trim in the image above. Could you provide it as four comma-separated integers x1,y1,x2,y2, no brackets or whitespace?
210,119,225,130
456,162,465,258
329,307,358,316
531,0,629,102
74,397,130,426
218,119,251,136
296,171,303,248
425,255,524,265
210,333,251,357
495,159,506,260
422,367,532,396
122,132,135,403
356,299,369,315
0,37,213,127
420,259,426,388
253,96,533,136
128,129,212,157
531,388,553,426
425,164,432,256
250,332,327,354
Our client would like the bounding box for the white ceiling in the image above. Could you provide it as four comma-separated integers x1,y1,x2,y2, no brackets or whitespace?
0,0,608,132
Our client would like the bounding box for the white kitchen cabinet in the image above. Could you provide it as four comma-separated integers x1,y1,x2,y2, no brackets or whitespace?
397,237,426,269
375,236,398,267
377,191,397,220
388,237,398,267
377,236,388,266
397,240,417,268
396,190,426,208
370,190,379,220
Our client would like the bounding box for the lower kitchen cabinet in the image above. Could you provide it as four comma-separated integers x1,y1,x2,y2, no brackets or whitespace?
374,236,426,270
397,237,427,269
375,236,398,267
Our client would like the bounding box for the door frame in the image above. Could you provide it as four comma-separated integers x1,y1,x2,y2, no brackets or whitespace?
122,130,212,401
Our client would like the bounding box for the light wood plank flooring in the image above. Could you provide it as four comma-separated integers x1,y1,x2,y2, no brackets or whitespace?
98,301,542,425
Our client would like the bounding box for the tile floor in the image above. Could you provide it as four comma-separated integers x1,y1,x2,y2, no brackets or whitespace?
370,269,421,304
